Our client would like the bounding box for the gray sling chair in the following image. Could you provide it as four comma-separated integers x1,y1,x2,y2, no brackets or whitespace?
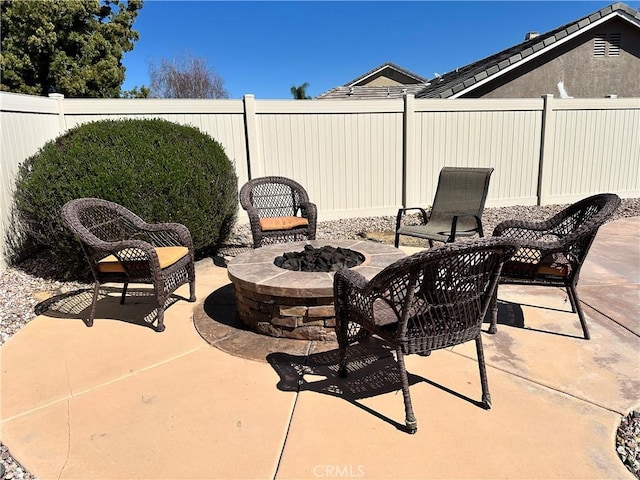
333,238,519,434
395,167,494,248
488,193,621,339
61,198,196,332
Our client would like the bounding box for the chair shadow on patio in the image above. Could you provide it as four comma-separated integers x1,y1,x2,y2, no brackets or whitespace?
33,286,184,331
267,337,488,432
486,298,587,339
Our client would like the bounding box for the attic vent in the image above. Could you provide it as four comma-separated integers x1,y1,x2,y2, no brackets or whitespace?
609,33,621,56
594,35,607,57
594,33,622,57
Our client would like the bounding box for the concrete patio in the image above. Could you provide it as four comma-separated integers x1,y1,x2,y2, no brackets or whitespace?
1,217,638,479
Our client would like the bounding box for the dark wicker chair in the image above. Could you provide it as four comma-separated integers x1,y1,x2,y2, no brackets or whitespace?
489,193,621,339
395,167,494,248
61,198,196,332
239,176,317,248
334,238,519,434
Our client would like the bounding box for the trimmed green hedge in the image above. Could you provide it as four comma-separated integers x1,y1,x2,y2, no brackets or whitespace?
11,118,238,279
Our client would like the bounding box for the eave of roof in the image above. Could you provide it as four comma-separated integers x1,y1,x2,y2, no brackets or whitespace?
416,2,640,99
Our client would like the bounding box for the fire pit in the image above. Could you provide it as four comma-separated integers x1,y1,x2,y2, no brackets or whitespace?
274,245,365,272
227,240,405,341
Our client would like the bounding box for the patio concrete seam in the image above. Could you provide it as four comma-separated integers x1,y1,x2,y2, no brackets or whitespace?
273,341,313,480
59,362,72,480
58,398,71,480
581,300,640,338
448,348,628,416
0,345,206,424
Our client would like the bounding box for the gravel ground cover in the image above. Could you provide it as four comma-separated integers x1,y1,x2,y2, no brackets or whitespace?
1,199,638,479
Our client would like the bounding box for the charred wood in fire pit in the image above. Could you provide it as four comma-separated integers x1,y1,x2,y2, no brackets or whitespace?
274,245,364,272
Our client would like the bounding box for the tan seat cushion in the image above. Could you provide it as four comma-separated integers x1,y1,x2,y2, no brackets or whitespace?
503,259,568,278
259,216,309,231
537,263,568,277
97,246,189,273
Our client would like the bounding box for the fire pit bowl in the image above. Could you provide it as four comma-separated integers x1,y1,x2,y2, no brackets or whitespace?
227,240,405,341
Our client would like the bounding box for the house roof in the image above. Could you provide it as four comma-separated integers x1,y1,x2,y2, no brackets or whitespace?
315,84,430,100
316,62,429,99
416,2,640,99
343,62,429,87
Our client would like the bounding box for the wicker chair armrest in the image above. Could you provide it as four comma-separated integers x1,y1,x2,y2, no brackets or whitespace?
492,218,559,238
88,239,163,271
334,268,377,326
334,268,370,292
299,201,317,219
136,221,194,248
243,206,263,239
507,238,567,256
242,204,260,219
495,222,594,253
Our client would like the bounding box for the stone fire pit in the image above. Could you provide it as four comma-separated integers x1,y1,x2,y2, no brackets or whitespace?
227,240,405,341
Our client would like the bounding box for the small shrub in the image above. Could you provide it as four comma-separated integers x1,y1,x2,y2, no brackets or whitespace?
10,118,238,279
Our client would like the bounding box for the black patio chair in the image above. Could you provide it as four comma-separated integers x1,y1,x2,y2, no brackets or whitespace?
239,176,317,248
488,193,621,339
395,167,494,248
334,238,519,434
61,198,196,332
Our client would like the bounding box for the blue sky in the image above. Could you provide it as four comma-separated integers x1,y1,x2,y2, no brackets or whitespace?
121,1,635,99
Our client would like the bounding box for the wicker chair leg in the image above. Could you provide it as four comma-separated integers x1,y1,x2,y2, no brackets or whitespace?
156,307,166,332
475,335,492,409
567,285,590,340
188,264,196,302
120,282,128,305
488,290,498,334
395,347,417,434
189,280,196,302
87,282,100,327
338,345,348,378
337,327,349,378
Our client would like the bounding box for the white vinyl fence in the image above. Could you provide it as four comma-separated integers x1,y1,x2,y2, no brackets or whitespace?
1,91,639,270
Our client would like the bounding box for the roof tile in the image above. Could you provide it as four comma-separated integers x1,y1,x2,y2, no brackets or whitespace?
577,18,590,28
520,47,534,58
474,71,488,81
566,23,579,34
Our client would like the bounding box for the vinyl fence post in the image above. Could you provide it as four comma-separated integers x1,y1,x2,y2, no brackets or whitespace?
403,93,415,208
537,94,554,206
243,94,260,179
48,92,66,135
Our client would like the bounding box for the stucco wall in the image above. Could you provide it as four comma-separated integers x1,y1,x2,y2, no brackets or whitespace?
471,18,640,99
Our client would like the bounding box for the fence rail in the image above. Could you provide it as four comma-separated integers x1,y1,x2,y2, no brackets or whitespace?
1,91,639,269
